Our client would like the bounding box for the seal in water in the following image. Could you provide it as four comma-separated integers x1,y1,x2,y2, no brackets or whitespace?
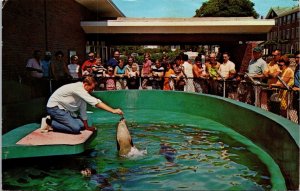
116,118,134,156
81,167,113,190
159,143,177,165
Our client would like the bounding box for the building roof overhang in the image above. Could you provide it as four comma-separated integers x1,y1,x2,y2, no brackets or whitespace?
81,17,275,34
74,0,125,18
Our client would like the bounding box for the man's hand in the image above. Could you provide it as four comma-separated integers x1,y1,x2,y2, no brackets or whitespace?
112,108,124,115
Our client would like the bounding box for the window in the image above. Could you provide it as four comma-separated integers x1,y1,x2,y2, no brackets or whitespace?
287,15,291,24
297,27,299,38
278,17,282,25
286,44,288,53
286,29,290,39
282,30,285,39
292,28,295,39
283,44,287,54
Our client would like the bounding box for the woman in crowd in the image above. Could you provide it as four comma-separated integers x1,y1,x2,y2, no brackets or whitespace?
114,58,128,90
271,56,294,117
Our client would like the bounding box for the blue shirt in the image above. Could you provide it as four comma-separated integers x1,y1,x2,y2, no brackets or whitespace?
294,65,300,88
41,59,51,77
248,58,267,76
107,58,118,68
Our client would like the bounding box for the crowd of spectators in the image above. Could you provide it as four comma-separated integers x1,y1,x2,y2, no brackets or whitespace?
25,48,299,122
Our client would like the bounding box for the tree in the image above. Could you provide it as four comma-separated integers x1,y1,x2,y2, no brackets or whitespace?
194,0,259,18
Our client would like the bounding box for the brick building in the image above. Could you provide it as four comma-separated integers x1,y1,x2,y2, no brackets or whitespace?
2,0,123,82
265,6,300,54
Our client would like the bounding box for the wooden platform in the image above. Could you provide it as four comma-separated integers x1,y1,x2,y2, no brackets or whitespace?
2,123,97,160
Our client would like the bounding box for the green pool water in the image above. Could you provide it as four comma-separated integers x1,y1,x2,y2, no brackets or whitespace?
3,112,285,191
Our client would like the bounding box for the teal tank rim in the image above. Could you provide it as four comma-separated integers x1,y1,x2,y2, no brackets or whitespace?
93,90,299,147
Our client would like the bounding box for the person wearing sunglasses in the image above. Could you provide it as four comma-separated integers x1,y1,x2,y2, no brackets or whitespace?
271,56,294,117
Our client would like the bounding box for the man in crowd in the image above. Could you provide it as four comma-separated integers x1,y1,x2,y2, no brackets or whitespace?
107,50,120,69
205,52,221,95
264,49,281,86
26,50,43,79
247,46,267,106
82,52,97,77
218,52,236,80
262,49,281,110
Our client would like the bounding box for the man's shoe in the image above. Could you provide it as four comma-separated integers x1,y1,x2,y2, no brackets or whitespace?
45,115,53,131
40,116,53,133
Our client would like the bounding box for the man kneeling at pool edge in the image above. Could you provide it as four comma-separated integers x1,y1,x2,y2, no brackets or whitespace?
41,76,123,134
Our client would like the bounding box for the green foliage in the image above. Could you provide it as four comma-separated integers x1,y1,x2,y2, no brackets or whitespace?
118,46,181,65
194,0,259,18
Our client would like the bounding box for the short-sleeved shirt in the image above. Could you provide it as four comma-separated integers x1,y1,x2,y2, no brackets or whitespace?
248,58,267,76
266,62,281,85
151,65,164,80
107,58,119,68
26,58,43,78
142,60,152,75
82,59,96,74
205,61,221,79
92,64,106,77
47,82,102,120
41,60,51,78
183,61,194,78
126,63,140,74
219,60,235,78
68,63,80,78
276,67,294,87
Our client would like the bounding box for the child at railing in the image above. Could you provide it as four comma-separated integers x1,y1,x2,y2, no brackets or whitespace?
127,64,139,89
105,66,116,91
151,59,164,90
163,62,175,90
141,55,152,89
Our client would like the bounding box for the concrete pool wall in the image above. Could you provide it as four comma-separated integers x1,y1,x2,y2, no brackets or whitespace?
92,90,299,190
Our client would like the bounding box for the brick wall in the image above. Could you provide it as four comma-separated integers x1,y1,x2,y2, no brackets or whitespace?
2,0,95,81
239,42,258,73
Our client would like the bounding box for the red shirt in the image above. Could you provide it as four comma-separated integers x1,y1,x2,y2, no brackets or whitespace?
82,59,96,73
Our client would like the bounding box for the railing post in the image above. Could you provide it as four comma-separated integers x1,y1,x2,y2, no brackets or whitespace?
286,90,291,119
49,79,53,94
223,80,226,98
254,85,260,107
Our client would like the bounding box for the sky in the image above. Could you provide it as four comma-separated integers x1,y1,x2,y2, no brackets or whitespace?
112,0,299,18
